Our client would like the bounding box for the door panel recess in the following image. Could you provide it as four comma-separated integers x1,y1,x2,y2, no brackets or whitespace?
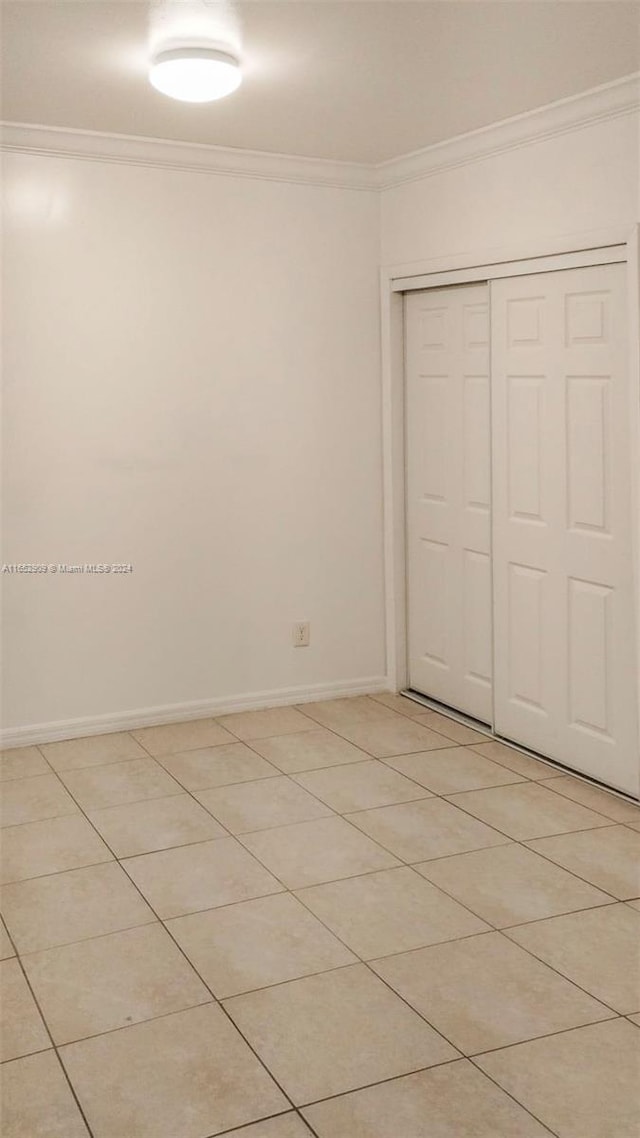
405,282,493,723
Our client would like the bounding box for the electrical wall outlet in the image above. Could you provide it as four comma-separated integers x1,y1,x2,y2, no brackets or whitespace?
292,621,310,647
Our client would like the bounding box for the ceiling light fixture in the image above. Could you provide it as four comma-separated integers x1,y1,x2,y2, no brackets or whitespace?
149,47,242,103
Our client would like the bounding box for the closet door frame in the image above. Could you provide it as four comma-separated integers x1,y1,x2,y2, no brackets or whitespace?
380,225,640,786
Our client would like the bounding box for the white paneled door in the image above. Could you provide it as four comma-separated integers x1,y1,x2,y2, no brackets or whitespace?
405,284,493,722
491,263,639,795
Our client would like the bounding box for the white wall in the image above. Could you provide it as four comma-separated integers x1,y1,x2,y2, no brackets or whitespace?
381,114,639,266
1,154,384,732
3,103,637,738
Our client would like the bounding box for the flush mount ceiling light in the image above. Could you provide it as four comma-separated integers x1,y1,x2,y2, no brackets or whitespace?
149,47,242,103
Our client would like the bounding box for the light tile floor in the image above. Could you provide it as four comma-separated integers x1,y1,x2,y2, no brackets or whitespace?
1,693,639,1138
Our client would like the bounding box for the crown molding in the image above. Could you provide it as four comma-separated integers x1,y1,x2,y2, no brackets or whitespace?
374,72,640,190
2,73,638,192
0,122,376,191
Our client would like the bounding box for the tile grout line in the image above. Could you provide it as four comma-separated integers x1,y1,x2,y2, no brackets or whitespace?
5,746,484,1121
248,759,636,1025
368,694,640,806
304,1056,560,1138
289,857,628,1033
94,716,460,857
489,898,624,933
13,699,639,811
464,1015,623,1060
513,835,634,900
215,801,622,1127
6,737,636,938
20,717,635,841
1,704,637,1130
3,934,97,1138
5,745,635,920
25,767,307,1129
464,1056,562,1138
406,874,632,1018
536,779,640,823
444,778,638,827
0,1044,54,1066
203,1105,323,1138
32,996,218,1052
278,889,564,1136
8,800,629,1021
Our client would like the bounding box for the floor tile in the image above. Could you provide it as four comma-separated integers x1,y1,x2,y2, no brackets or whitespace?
217,707,313,741
372,931,612,1054
385,747,526,794
369,692,426,717
87,794,226,857
410,711,488,746
296,866,488,959
504,903,640,1013
231,1118,314,1138
22,923,211,1044
1,1051,90,1138
1,862,155,953
7,693,636,1138
447,782,611,840
40,732,146,772
168,892,355,997
195,776,333,834
303,1059,554,1137
240,816,399,888
250,729,371,774
0,746,49,782
123,837,283,918
1,814,113,884
0,774,79,827
527,824,640,900
294,760,429,812
416,842,611,927
157,743,280,790
225,963,458,1105
470,741,559,780
538,775,640,824
58,757,182,811
59,1003,288,1138
1,916,15,958
346,798,510,862
0,957,51,1061
476,1019,640,1138
331,718,452,759
297,696,400,730
131,717,235,755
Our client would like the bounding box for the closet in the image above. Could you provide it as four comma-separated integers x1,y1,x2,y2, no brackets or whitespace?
405,261,639,796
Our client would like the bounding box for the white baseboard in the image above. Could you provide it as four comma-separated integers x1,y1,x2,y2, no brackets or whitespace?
1,676,390,748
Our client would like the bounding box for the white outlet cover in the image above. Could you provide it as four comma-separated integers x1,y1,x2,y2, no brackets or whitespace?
293,622,310,647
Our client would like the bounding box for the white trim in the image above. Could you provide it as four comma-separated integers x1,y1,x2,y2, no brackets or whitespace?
1,73,638,192
0,675,389,748
380,229,640,703
385,227,631,282
626,226,640,762
375,73,640,190
380,276,408,693
391,245,627,293
0,122,375,191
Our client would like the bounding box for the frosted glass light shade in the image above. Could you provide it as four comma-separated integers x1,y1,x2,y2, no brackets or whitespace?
149,48,241,103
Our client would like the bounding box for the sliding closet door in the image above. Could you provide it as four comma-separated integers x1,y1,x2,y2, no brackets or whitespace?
491,263,639,795
405,284,492,722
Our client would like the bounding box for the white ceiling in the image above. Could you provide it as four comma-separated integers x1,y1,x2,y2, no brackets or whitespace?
2,0,639,164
